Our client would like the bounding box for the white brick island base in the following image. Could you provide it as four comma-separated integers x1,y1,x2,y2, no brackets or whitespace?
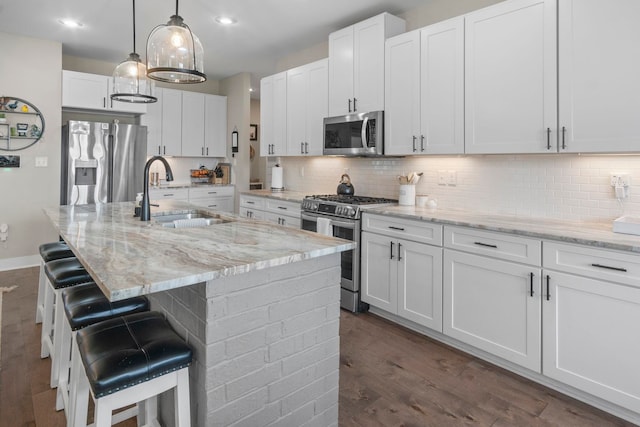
149,253,342,427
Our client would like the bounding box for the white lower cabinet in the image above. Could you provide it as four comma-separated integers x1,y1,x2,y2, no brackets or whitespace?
188,186,234,212
443,249,542,371
239,195,300,226
361,214,443,331
543,242,640,414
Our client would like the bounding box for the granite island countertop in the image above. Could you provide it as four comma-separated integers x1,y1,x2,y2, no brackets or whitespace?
366,205,640,253
43,201,355,301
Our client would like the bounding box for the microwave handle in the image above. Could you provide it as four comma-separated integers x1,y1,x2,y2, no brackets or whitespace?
361,116,369,149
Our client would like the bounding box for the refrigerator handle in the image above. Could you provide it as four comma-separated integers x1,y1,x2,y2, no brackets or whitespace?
107,133,114,202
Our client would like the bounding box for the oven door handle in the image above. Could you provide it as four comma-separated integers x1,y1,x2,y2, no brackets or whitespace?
301,212,356,231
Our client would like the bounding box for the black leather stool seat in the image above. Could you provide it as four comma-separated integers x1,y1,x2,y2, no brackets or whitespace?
62,282,150,331
75,311,192,398
39,242,74,263
44,258,93,289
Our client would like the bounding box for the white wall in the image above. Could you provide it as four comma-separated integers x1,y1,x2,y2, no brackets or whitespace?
0,32,61,269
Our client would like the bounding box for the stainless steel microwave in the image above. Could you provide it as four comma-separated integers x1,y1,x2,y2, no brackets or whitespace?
323,111,384,156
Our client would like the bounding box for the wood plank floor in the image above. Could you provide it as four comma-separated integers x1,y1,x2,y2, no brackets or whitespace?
0,267,635,426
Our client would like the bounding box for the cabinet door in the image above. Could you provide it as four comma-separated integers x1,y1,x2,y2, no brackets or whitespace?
160,88,182,156
205,94,227,157
239,207,264,220
305,59,328,156
181,91,205,157
558,0,640,153
328,26,354,116
420,17,464,155
286,65,308,156
384,31,421,156
62,71,109,111
361,231,397,313
260,75,274,157
397,239,443,331
444,250,542,371
272,72,287,156
543,271,640,412
465,0,557,154
142,87,163,156
353,16,387,114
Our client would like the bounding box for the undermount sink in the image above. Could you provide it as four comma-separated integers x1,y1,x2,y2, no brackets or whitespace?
152,210,233,228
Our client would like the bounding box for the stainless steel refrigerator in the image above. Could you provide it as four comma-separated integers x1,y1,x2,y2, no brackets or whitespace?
61,120,147,205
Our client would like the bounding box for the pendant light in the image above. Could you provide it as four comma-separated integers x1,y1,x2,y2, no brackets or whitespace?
111,0,157,103
146,0,206,84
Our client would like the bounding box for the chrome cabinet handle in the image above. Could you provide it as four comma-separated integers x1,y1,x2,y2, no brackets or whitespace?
390,241,394,260
420,135,425,152
348,99,352,113
412,136,417,152
206,147,209,156
103,97,106,108
277,206,287,210
158,145,161,155
353,98,357,111
561,126,566,150
397,243,402,261
546,275,551,301
305,142,309,154
388,226,405,231
201,147,204,156
301,142,304,154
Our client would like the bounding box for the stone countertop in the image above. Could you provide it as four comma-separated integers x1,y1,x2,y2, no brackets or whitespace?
240,189,309,203
366,205,640,253
150,183,235,190
43,201,355,301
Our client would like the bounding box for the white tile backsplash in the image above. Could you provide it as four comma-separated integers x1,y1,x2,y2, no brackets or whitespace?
280,154,640,221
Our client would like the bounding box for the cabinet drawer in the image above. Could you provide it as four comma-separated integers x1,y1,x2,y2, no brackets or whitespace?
264,199,301,216
543,241,640,287
264,212,301,228
239,196,265,210
189,197,233,212
362,213,442,246
444,226,541,266
189,186,234,199
148,188,189,200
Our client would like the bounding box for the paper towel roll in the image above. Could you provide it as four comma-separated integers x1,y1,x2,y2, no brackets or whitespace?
271,166,284,191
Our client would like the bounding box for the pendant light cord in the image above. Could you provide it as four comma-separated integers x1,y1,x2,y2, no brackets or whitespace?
175,0,179,16
132,0,137,52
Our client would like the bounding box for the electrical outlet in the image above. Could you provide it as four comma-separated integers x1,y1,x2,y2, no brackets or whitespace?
35,156,48,167
610,173,631,187
447,170,457,186
438,170,447,186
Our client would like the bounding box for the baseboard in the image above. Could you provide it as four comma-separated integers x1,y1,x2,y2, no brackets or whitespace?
0,254,39,272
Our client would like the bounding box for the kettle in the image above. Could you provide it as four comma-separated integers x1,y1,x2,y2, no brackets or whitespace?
337,174,355,195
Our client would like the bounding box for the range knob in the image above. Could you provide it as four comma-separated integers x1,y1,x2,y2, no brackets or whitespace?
345,207,355,217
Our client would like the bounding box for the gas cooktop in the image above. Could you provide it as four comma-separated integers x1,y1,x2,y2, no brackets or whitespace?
302,194,397,219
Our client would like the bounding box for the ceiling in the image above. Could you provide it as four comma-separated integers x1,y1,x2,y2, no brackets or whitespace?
0,0,427,97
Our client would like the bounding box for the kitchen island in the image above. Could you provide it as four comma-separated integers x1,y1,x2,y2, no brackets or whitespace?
44,201,355,427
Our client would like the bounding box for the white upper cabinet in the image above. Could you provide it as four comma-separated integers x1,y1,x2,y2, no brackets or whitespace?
385,17,464,155
62,70,147,114
142,87,163,156
558,0,640,153
181,91,205,157
329,13,405,117
464,0,557,154
286,59,328,156
260,72,287,157
160,88,183,156
204,94,227,158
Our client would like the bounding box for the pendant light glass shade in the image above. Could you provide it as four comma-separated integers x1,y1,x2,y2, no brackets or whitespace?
111,0,157,103
146,7,206,84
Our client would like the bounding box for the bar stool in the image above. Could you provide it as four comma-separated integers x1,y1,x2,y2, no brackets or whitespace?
68,311,192,427
41,257,93,363
37,241,74,324
55,282,150,413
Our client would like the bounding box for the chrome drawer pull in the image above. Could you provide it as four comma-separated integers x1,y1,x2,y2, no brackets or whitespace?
388,226,405,231
277,206,287,210
474,241,497,249
591,263,627,273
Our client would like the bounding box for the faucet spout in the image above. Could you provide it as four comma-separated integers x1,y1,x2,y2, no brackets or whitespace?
140,156,174,221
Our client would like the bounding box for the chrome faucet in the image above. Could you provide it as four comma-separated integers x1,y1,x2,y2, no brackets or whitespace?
140,156,174,221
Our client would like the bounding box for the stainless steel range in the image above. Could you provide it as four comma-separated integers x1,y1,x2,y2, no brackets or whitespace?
301,194,397,312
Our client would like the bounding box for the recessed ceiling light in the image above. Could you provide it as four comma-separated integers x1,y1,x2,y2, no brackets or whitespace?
215,16,237,25
59,19,83,28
